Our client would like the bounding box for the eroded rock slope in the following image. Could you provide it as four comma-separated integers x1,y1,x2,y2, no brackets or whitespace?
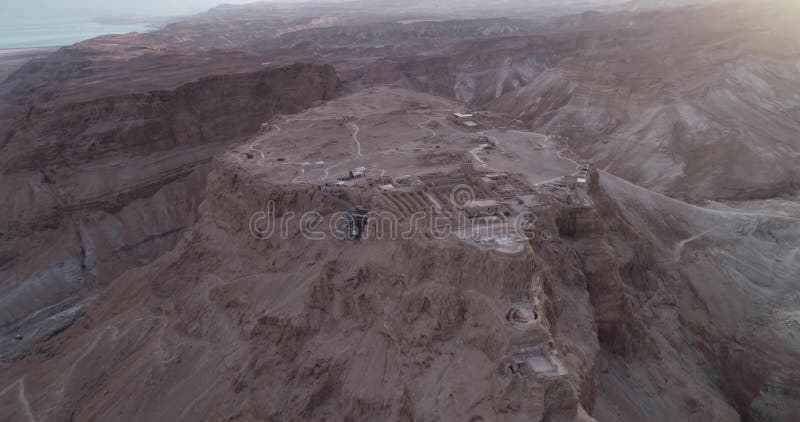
0,60,339,360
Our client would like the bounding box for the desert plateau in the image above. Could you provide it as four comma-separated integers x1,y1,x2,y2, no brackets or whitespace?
0,0,799,421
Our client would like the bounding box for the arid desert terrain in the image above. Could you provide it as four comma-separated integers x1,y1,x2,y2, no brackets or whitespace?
1,0,799,421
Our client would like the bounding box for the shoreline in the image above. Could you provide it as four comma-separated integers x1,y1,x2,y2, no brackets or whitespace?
0,18,156,52
0,47,57,81
0,46,59,56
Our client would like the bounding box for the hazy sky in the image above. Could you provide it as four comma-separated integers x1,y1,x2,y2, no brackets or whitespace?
0,0,635,20
0,0,282,19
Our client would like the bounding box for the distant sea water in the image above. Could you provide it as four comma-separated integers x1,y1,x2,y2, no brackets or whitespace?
0,17,153,49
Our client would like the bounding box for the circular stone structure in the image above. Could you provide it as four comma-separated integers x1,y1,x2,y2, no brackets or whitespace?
506,305,538,323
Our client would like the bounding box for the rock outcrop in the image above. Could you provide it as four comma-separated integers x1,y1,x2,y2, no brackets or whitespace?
0,151,604,421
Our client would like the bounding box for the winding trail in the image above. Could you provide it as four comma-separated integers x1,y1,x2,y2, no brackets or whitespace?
347,122,363,157
418,118,437,138
1,323,127,422
468,145,502,173
674,230,713,263
469,131,503,173
291,168,308,184
0,378,35,422
323,162,344,181
535,176,567,187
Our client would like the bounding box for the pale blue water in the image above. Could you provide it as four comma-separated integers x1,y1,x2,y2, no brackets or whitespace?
0,17,153,49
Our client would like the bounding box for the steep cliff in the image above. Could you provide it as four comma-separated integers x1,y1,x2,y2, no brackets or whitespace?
0,152,601,421
0,63,340,360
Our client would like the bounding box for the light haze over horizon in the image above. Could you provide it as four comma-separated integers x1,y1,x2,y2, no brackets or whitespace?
0,0,309,49
0,0,298,20
0,0,643,21
0,0,686,49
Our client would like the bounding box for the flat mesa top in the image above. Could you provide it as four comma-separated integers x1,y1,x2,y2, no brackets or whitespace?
228,86,578,188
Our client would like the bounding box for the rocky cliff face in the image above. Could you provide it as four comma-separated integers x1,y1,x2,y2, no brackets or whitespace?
0,153,603,421
0,63,340,360
1,1,799,419
6,145,796,421
1,82,798,419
